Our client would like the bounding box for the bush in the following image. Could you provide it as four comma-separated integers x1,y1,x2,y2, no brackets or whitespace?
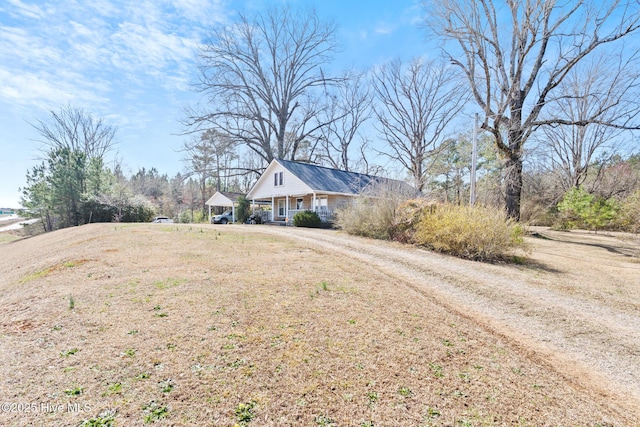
389,198,437,243
614,190,640,233
179,210,192,223
335,199,390,239
410,203,527,261
336,195,408,240
193,210,207,223
335,180,415,239
556,187,619,232
236,196,250,224
338,194,527,261
556,187,593,229
293,210,322,228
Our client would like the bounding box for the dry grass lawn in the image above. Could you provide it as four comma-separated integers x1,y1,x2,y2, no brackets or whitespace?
0,223,636,426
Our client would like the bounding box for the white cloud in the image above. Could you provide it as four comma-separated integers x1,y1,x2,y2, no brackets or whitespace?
0,26,62,67
83,0,121,18
0,0,218,113
68,20,96,39
170,0,227,25
110,21,195,75
0,69,109,111
374,23,395,35
5,0,45,19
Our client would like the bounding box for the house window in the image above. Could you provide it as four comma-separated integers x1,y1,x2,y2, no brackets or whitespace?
277,199,286,217
315,196,328,211
296,198,304,210
274,171,283,187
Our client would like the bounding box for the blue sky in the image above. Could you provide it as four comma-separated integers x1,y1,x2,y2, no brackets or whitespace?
0,0,429,208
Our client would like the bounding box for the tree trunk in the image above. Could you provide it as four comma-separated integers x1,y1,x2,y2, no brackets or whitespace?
504,156,523,221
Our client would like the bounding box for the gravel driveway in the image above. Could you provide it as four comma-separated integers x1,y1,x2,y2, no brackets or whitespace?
253,225,640,417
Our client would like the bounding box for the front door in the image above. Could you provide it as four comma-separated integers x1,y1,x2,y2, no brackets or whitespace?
277,199,286,217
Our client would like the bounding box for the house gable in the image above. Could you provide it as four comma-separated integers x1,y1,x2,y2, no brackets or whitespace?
247,160,313,200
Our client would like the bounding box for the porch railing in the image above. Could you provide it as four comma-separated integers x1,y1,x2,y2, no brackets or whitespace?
286,208,333,223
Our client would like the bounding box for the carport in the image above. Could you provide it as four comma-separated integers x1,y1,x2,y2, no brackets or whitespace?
205,191,243,223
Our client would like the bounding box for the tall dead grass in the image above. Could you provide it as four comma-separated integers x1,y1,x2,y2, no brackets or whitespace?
410,202,527,261
334,181,413,240
339,196,527,261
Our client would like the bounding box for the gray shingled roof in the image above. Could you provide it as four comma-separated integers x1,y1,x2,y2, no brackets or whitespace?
219,192,244,202
276,159,414,195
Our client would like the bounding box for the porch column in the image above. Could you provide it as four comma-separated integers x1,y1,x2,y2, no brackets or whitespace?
286,195,289,223
312,193,317,212
271,196,274,221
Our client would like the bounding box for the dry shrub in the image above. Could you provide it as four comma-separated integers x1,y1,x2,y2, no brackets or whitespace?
338,195,527,261
335,181,413,240
411,203,527,261
520,198,555,226
615,190,640,233
334,197,396,239
389,198,437,243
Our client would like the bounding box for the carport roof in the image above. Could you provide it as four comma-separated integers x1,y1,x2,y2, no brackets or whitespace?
205,191,244,207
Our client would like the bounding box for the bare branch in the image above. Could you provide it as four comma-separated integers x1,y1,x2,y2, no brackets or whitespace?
372,57,469,192
185,5,340,165
30,104,117,160
424,0,640,218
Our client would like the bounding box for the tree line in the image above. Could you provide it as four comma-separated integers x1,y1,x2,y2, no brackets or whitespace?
20,107,254,231
21,1,640,231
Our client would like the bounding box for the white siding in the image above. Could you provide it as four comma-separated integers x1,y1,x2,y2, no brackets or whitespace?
247,160,313,200
328,195,353,211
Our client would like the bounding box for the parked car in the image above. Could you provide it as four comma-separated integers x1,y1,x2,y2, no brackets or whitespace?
211,211,234,224
152,216,173,223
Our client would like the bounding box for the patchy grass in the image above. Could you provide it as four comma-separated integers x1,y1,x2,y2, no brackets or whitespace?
0,223,632,426
0,233,20,244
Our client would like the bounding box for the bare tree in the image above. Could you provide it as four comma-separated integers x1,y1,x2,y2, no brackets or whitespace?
317,70,373,171
424,0,640,219
536,54,638,192
181,130,239,214
591,157,639,199
31,104,116,160
371,57,468,192
23,105,117,229
185,5,340,165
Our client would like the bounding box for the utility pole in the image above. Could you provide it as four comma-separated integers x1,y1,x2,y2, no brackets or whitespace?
470,112,478,205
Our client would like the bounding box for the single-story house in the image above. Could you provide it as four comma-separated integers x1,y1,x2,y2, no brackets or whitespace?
246,158,414,223
205,191,244,223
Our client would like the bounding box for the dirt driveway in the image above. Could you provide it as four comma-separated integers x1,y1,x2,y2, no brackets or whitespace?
251,225,640,417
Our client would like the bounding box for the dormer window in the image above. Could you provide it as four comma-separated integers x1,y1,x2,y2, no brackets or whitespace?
274,171,283,186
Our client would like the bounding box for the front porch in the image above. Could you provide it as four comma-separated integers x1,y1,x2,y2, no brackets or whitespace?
251,194,345,224
285,208,333,223
262,208,334,226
